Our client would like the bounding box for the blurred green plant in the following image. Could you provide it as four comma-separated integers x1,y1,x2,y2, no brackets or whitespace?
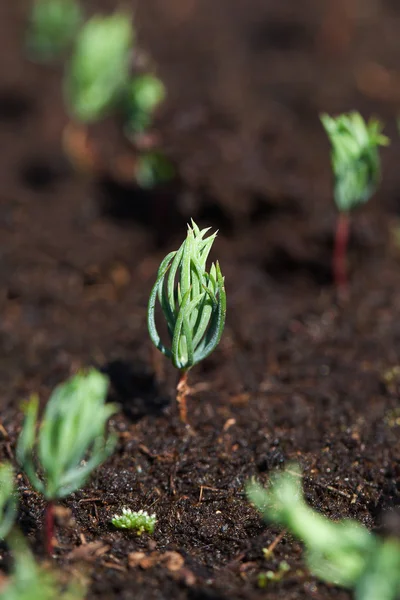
111,508,157,535
26,1,173,188
17,368,117,554
124,74,166,138
26,0,83,62
0,464,17,540
247,464,400,600
135,150,175,189
148,220,226,422
320,112,389,299
0,533,85,600
65,12,133,123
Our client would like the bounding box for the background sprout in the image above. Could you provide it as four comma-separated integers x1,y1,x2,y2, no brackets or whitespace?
0,463,17,540
26,0,83,63
124,74,166,138
2,532,85,600
247,464,400,600
111,508,156,535
64,12,134,123
135,151,175,189
147,220,226,423
320,112,389,299
16,368,118,555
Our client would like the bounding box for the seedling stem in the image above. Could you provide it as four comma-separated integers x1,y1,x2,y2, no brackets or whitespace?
45,500,55,556
177,370,189,423
333,211,350,299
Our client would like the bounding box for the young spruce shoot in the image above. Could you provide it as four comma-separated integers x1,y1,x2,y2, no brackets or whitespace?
320,112,389,299
16,369,117,555
147,220,226,423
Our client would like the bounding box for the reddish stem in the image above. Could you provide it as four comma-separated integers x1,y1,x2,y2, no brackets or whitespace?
45,500,55,556
176,370,189,424
333,212,350,299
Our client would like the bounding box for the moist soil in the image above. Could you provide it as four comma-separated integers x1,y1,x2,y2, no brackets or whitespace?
1,1,400,599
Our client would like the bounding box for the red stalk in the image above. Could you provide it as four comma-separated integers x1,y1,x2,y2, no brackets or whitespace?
45,500,55,556
176,370,189,423
333,212,350,299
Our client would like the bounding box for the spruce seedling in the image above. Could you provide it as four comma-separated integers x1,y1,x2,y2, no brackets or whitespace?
111,508,156,535
26,0,83,62
320,112,389,299
1,532,85,600
16,369,118,555
147,220,226,422
247,464,400,600
0,463,17,540
65,12,134,124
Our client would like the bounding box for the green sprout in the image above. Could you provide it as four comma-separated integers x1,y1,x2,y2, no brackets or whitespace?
111,508,157,535
257,561,290,588
125,74,166,137
320,112,389,298
1,532,85,600
0,463,17,540
16,368,118,554
65,12,134,123
26,0,83,62
247,464,400,600
147,220,226,422
135,150,175,189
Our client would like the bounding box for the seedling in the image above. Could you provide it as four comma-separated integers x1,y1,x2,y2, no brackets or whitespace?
258,561,290,588
16,369,118,555
147,220,226,422
1,532,85,600
247,464,400,600
320,112,389,299
26,0,83,62
26,1,173,187
111,508,157,535
0,463,17,540
64,12,133,124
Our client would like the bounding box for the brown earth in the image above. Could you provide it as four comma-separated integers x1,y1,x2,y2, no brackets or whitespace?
1,0,400,598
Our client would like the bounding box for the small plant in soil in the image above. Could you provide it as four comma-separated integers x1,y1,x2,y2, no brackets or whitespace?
26,1,173,187
111,508,157,535
247,464,400,600
148,220,226,423
0,463,17,540
1,532,86,600
320,112,389,299
16,368,118,555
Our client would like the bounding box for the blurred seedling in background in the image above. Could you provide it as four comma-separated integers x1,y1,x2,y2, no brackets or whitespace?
111,508,157,535
0,466,84,599
16,369,118,555
148,220,226,423
320,112,389,300
247,464,400,600
0,533,85,600
26,1,173,188
26,0,83,62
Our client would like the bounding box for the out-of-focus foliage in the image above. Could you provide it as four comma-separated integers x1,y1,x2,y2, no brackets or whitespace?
26,0,83,62
17,369,117,500
0,464,17,540
247,464,400,600
0,533,85,600
65,12,133,123
135,151,175,189
321,112,389,212
125,74,166,136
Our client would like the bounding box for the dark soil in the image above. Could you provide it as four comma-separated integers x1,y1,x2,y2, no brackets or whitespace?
1,1,400,598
